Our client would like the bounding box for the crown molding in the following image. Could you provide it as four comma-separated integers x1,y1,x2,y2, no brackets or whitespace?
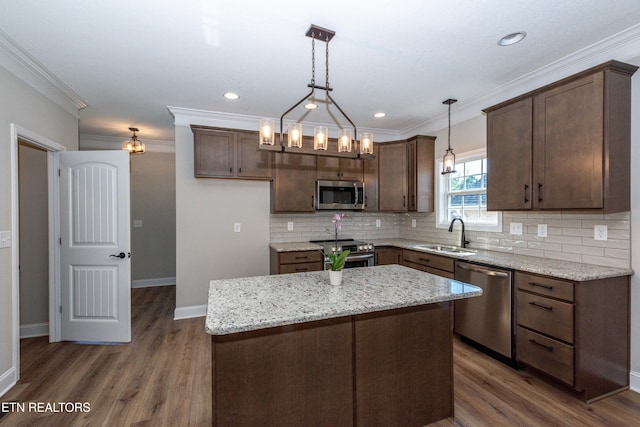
167,106,403,142
80,134,175,153
400,22,640,138
0,29,87,117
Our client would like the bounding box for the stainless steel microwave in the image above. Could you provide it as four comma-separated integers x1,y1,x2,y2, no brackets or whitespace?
315,180,365,210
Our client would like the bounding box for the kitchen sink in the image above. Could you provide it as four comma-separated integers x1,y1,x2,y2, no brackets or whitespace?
412,243,476,256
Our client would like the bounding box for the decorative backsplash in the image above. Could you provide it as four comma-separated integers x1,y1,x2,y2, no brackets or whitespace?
271,211,631,269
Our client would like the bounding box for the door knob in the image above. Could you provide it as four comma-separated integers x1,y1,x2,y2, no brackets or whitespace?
110,252,126,259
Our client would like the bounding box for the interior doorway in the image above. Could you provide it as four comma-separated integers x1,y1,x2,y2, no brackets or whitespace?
17,141,50,339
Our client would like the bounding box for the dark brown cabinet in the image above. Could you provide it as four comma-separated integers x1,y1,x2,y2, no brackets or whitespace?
271,151,317,213
192,127,272,180
363,144,379,211
407,135,436,212
270,249,323,274
484,61,637,213
401,249,454,279
378,141,408,212
375,246,402,265
316,139,363,181
515,271,630,402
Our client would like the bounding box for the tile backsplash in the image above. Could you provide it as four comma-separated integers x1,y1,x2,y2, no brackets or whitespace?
271,211,631,269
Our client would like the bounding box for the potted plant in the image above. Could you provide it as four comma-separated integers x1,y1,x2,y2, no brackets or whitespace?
323,213,350,286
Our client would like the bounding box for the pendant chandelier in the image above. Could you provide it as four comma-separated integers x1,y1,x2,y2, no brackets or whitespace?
122,127,145,154
441,98,457,175
259,25,374,159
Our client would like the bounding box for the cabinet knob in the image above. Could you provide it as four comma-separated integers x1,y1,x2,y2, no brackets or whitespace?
524,184,529,203
538,183,543,203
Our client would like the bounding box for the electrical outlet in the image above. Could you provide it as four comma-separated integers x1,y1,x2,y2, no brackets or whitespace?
287,222,294,231
234,223,241,233
594,224,608,241
133,219,143,228
376,219,381,228
537,224,548,238
0,231,10,248
411,219,416,228
509,222,523,235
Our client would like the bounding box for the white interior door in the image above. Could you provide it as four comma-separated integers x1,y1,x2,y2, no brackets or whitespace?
59,150,131,342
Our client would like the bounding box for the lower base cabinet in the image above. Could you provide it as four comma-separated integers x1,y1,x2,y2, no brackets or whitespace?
211,303,453,426
375,246,403,265
270,249,323,274
515,271,630,402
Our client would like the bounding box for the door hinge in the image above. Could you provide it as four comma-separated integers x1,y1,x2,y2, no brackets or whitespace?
58,169,61,176
59,305,62,314
59,237,62,245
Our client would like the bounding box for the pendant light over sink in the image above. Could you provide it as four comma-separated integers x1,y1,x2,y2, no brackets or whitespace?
441,98,457,175
258,24,374,160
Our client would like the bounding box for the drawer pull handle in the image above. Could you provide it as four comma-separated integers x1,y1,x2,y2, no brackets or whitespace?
529,301,553,311
529,281,553,290
529,339,553,352
295,256,309,260
295,267,309,272
418,257,430,263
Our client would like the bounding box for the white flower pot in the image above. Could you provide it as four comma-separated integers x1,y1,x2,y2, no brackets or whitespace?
329,270,343,286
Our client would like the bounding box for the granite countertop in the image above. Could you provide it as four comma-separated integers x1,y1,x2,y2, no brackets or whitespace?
369,238,633,281
270,239,633,281
205,264,482,336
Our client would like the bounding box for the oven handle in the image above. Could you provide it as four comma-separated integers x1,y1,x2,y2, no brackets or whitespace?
345,253,375,261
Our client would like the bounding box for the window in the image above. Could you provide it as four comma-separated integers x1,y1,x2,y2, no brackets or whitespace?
436,149,502,232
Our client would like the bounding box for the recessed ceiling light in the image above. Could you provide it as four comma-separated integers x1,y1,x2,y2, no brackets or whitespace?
373,112,386,118
304,102,318,109
498,31,527,46
223,92,240,100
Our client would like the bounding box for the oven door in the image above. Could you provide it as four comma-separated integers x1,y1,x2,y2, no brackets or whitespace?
343,253,375,268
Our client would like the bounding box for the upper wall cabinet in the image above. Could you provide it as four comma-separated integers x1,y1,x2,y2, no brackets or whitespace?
377,136,435,213
272,136,317,213
316,139,363,181
484,61,638,213
192,126,272,180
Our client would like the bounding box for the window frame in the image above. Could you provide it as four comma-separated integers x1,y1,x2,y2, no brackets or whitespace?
435,148,503,232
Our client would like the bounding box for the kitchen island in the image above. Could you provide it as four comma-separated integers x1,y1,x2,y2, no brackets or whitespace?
205,264,482,427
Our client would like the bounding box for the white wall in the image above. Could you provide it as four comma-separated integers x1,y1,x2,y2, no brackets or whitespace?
0,64,79,396
629,61,640,388
174,124,270,313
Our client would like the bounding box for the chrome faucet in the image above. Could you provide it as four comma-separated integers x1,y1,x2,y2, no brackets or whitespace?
448,217,470,248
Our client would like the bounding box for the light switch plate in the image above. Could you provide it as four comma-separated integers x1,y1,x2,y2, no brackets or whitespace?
287,222,294,231
0,231,10,248
411,219,416,228
537,224,548,238
234,223,241,233
376,219,381,228
594,224,608,241
509,222,523,235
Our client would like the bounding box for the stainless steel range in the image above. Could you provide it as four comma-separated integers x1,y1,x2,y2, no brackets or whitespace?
310,238,375,269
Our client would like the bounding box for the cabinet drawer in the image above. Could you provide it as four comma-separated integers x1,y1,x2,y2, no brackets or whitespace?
516,272,574,302
517,326,574,386
517,291,574,344
279,251,323,264
402,261,454,279
402,249,454,273
279,262,323,274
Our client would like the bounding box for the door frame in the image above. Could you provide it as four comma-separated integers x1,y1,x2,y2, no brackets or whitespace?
10,123,66,382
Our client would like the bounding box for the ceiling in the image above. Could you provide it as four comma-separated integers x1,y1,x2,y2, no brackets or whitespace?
1,1,640,142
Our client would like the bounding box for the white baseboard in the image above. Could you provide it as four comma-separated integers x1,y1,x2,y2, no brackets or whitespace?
630,370,640,393
174,305,207,320
132,277,176,289
20,322,49,338
0,367,17,398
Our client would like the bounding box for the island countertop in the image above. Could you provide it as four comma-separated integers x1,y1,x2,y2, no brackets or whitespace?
205,264,482,335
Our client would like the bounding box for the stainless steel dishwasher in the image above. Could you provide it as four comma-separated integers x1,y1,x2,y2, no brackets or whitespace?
454,260,514,361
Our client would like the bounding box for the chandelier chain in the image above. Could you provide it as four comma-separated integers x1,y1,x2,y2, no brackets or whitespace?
325,35,330,89
311,33,316,86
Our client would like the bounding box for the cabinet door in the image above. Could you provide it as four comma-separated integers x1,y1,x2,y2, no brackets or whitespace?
486,98,533,210
316,139,363,181
533,73,604,209
194,130,235,177
272,151,317,212
407,140,417,211
237,132,272,180
378,142,407,212
363,144,378,211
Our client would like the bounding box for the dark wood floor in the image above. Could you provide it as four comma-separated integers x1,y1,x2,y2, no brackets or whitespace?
2,285,640,426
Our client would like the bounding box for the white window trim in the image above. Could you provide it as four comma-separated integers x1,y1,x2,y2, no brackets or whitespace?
435,148,503,233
